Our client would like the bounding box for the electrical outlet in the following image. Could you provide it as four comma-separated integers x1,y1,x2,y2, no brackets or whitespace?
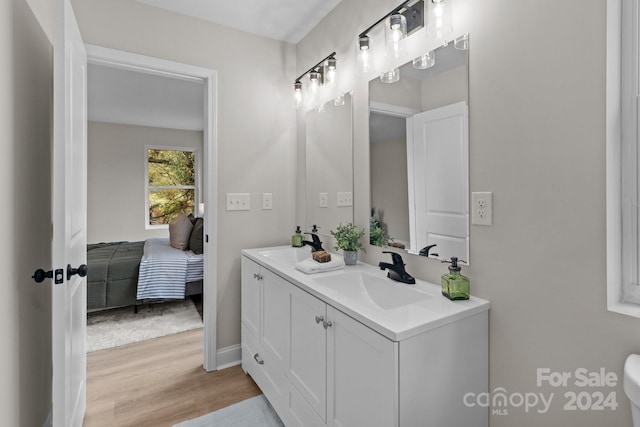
262,193,273,210
472,192,493,226
337,191,353,207
319,192,328,208
226,193,250,211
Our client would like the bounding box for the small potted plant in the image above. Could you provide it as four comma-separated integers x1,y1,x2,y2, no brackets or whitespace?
331,222,366,265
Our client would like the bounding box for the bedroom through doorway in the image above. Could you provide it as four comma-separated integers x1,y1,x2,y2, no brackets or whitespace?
84,46,218,370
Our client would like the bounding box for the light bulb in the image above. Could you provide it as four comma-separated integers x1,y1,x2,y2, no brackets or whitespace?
385,14,407,59
356,36,371,74
427,0,453,40
413,51,435,69
309,70,320,94
325,57,337,87
380,68,400,84
294,81,303,109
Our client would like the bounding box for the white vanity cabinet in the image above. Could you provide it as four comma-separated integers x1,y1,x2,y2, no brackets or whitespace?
241,248,489,427
287,284,397,427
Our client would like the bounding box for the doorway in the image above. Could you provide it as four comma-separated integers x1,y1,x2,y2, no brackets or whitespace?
85,45,218,370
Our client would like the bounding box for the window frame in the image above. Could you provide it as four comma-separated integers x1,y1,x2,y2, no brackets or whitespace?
144,145,200,229
607,0,640,316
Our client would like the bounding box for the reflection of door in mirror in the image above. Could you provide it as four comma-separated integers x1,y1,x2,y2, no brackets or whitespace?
306,93,353,237
369,40,469,262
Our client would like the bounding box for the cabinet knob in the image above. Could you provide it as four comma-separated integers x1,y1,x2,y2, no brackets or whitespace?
323,320,333,329
315,315,324,324
253,273,263,281
253,353,264,365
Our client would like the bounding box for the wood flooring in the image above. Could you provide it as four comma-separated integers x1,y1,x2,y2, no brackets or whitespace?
84,328,261,427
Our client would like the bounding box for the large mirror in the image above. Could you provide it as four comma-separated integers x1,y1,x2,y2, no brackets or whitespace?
369,40,469,262
306,93,353,236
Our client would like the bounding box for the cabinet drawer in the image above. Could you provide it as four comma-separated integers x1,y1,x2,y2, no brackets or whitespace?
241,325,288,421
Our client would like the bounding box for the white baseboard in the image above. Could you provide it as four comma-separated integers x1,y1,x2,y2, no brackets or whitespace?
216,344,241,370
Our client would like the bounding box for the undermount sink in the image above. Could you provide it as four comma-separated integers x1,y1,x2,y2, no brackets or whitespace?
257,247,311,267
312,271,432,310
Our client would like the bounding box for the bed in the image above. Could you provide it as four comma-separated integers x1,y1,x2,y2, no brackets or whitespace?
87,236,204,311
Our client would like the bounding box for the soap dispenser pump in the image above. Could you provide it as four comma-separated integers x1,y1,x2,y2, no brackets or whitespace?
292,226,303,247
441,257,469,300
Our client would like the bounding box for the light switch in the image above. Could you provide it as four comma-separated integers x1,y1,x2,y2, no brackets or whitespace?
226,193,250,211
337,192,353,207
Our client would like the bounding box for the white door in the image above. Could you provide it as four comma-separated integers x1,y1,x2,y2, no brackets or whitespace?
410,101,468,261
52,0,87,425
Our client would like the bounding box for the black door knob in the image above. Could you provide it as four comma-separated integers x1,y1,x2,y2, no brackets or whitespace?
67,264,88,280
32,269,53,283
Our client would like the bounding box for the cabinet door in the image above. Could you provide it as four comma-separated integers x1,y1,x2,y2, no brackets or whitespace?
261,268,289,371
241,257,261,336
327,307,398,427
287,285,327,421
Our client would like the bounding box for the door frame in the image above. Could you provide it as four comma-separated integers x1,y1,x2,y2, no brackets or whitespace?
85,44,219,371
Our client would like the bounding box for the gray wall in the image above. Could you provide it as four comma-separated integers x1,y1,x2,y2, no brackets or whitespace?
1,0,54,425
87,121,203,243
297,0,640,426
72,0,297,350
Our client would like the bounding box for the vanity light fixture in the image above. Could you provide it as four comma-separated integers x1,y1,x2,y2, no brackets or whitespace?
413,50,435,69
292,52,337,109
426,0,453,40
356,0,424,74
454,33,469,50
380,67,400,84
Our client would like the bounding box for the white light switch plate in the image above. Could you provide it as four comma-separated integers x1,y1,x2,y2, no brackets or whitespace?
262,193,272,210
471,192,492,225
337,192,353,207
319,192,328,208
226,193,250,211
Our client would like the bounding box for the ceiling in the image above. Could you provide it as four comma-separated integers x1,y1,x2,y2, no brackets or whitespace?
87,63,205,131
132,0,344,44
89,0,345,131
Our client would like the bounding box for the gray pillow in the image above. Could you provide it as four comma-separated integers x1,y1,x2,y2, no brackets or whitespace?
189,218,204,254
169,212,193,250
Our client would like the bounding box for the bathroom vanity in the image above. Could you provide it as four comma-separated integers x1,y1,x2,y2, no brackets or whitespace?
241,246,489,427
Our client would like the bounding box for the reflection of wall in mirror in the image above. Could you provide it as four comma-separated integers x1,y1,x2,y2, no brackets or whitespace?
370,114,410,245
369,60,467,250
305,94,353,235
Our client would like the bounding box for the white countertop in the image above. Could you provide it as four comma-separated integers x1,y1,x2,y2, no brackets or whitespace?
242,246,490,341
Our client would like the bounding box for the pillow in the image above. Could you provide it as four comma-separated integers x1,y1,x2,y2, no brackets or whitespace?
189,218,204,255
169,212,193,250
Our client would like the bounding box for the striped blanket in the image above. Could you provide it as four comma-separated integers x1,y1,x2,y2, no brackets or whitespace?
136,238,204,300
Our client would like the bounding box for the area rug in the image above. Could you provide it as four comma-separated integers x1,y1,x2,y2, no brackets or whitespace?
173,395,284,427
87,299,203,352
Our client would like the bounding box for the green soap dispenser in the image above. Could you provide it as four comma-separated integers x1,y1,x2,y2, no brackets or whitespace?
441,257,469,300
292,226,303,247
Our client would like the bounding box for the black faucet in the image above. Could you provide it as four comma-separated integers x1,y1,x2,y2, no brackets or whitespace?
302,232,324,252
379,251,415,284
419,244,439,257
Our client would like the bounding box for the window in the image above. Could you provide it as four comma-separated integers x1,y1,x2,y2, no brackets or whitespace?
146,147,198,227
607,0,640,316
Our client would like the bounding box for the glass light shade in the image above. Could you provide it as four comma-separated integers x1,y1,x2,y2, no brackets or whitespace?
385,14,407,59
356,36,372,74
427,0,453,40
309,70,320,94
413,51,435,69
380,68,400,84
325,57,337,87
454,34,469,50
294,81,303,109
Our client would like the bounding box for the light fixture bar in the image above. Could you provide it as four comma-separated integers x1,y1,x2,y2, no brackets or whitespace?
294,52,337,85
358,0,423,38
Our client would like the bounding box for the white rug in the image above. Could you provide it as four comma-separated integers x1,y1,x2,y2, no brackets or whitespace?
173,395,284,427
87,299,203,352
